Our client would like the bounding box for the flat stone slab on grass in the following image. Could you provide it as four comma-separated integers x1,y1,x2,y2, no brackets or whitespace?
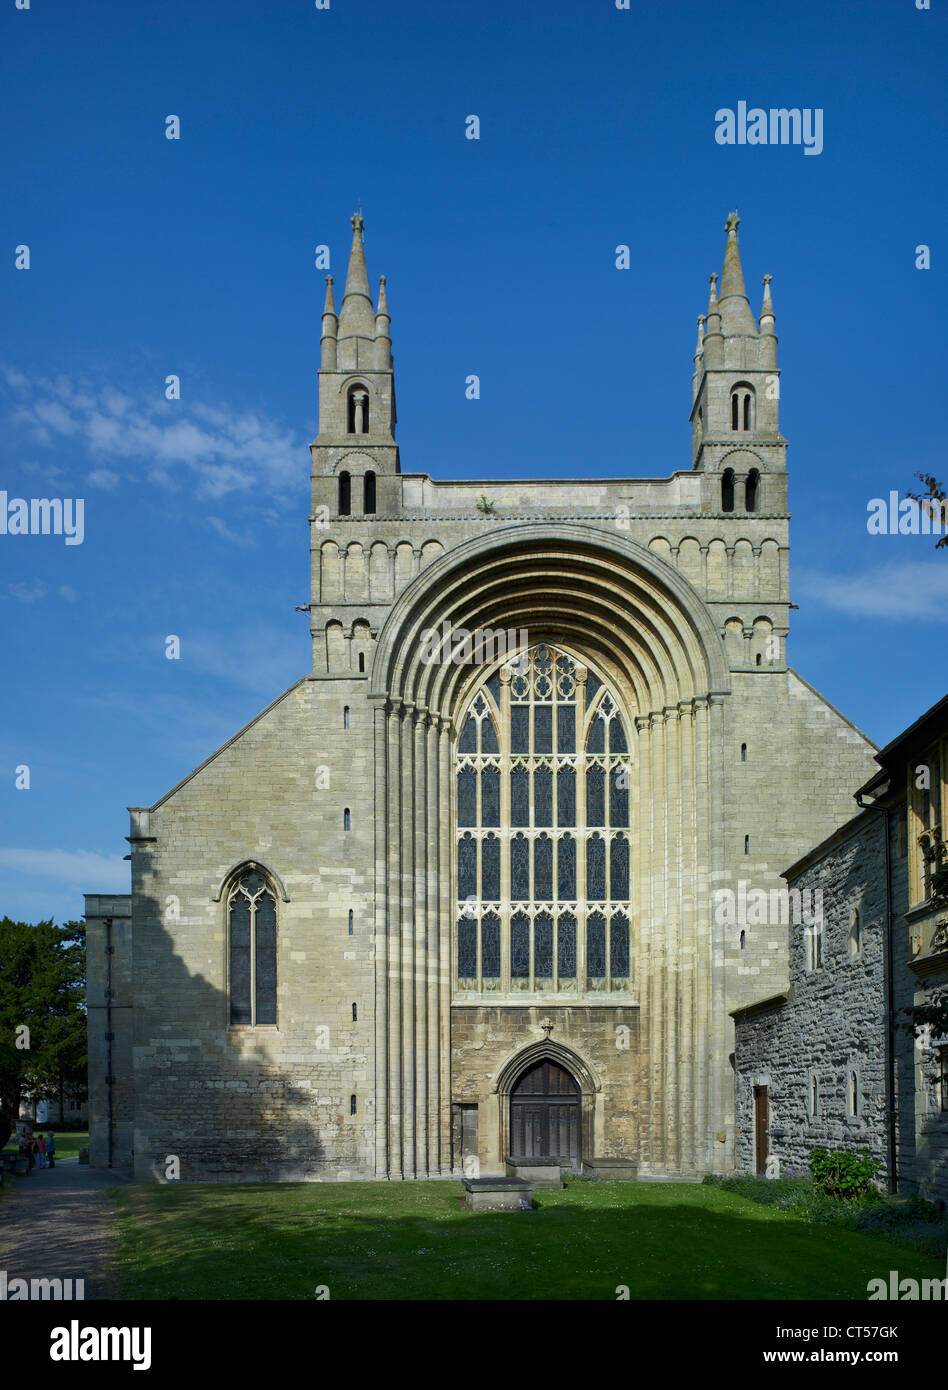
582,1159,639,1181
505,1158,564,1188
463,1176,535,1211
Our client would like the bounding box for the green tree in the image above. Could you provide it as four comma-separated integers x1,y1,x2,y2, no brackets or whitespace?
0,918,86,1149
907,473,948,550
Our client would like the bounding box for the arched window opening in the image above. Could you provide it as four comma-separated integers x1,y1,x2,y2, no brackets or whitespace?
743,393,752,430
739,929,746,951
343,705,350,730
347,384,369,434
228,867,277,1026
352,1002,357,1022
755,653,762,666
741,742,747,762
338,470,351,516
731,392,739,430
454,645,632,996
363,470,376,515
350,1095,357,1115
721,468,735,512
744,834,750,855
810,1073,820,1118
745,468,760,512
849,908,861,956
344,807,351,831
849,1071,859,1117
358,651,365,672
348,909,354,936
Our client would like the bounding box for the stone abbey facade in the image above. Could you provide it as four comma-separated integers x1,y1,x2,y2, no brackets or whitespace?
85,214,880,1183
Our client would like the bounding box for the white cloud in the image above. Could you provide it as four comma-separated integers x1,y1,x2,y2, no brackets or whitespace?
87,467,120,490
0,848,129,890
207,515,255,546
1,368,304,500
8,580,47,603
59,584,79,602
794,560,948,621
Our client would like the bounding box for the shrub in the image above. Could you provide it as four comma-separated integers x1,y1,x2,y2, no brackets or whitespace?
808,1147,883,1201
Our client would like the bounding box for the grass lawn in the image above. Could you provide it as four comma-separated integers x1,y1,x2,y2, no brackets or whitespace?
109,1177,945,1300
2,1130,88,1161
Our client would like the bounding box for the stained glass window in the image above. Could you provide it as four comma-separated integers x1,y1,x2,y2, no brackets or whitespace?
454,644,634,995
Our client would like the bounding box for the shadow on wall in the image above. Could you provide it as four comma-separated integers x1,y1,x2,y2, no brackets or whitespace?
127,852,337,1184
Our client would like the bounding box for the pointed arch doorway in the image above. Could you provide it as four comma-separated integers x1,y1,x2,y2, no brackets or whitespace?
510,1057,581,1169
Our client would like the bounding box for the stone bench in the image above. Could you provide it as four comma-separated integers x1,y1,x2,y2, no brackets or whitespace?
462,1176,535,1211
582,1158,639,1181
505,1158,565,1188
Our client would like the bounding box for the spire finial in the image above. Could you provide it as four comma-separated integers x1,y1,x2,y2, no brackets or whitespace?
351,211,364,233
725,210,740,234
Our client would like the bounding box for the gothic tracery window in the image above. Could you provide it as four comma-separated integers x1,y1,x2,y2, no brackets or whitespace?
455,645,632,997
228,868,277,1026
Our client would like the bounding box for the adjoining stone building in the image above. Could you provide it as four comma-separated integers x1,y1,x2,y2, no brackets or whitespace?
733,694,948,1202
85,214,879,1182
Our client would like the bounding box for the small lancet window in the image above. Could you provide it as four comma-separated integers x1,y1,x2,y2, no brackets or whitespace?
347,385,369,434
363,470,376,515
358,652,365,672
849,1071,859,1117
745,469,760,512
721,468,735,512
743,393,752,430
849,908,861,957
344,807,351,831
338,470,351,516
741,742,747,762
731,392,739,430
348,909,354,936
344,706,350,730
739,929,746,951
352,1002,357,1022
350,1094,357,1115
744,834,750,855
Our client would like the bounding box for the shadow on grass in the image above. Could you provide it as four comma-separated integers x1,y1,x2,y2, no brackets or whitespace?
107,1179,946,1301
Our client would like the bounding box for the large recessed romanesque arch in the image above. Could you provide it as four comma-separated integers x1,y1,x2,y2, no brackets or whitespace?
366,523,733,1181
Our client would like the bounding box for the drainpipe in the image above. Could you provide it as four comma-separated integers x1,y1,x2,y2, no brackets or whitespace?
104,916,114,1168
856,795,897,1194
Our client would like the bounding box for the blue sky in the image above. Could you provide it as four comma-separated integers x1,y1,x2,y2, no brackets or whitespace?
1,0,946,926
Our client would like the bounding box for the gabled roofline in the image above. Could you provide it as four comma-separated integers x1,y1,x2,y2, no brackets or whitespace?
145,675,309,812
787,667,878,750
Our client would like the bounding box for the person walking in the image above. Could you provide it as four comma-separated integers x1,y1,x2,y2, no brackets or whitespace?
46,1131,56,1169
35,1132,47,1169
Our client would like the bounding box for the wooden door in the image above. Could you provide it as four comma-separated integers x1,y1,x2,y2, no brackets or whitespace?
510,1060,581,1168
754,1085,769,1175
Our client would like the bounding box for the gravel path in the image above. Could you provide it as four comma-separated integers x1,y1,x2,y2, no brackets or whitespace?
0,1157,134,1299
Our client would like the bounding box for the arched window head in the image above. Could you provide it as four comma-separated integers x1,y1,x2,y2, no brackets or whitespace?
740,742,747,762
810,1073,820,1118
849,908,861,957
755,653,762,666
343,705,350,730
343,807,351,831
338,470,351,516
721,468,735,512
363,470,376,515
731,384,755,432
739,929,746,951
350,1094,357,1115
358,651,365,673
348,908,354,936
347,384,369,434
227,867,277,1026
849,1071,859,1117
745,468,760,512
